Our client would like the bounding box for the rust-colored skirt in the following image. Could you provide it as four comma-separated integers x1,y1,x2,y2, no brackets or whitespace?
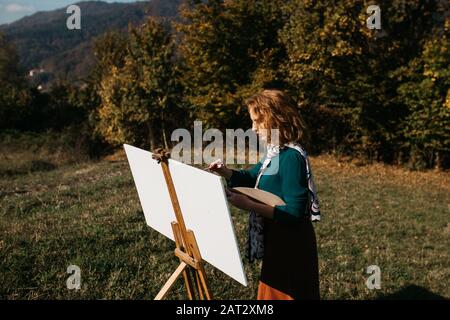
256,217,320,300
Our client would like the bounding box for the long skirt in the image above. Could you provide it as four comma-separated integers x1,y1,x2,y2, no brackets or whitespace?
257,217,320,300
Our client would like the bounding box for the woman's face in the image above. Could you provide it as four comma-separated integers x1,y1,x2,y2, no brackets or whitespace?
249,108,267,142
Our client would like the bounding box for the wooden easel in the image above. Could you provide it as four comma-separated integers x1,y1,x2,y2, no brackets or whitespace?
152,148,213,300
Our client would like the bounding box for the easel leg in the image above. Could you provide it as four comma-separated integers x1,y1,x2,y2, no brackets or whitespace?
182,268,195,300
171,222,197,300
155,262,188,300
186,230,213,300
194,271,205,299
172,223,213,300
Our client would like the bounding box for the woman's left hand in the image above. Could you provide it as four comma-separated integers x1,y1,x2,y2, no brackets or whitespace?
225,189,254,211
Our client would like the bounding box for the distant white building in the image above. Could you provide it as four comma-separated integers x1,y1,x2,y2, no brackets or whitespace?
29,68,45,77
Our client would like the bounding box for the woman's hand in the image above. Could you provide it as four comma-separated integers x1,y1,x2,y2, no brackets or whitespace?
208,159,233,179
225,189,254,211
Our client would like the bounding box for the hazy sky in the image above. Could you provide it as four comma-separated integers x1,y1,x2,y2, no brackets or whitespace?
0,0,149,25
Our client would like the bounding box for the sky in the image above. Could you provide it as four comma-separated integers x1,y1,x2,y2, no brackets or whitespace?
0,0,148,25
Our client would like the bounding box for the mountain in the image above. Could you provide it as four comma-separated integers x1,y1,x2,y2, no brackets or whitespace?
0,1,182,83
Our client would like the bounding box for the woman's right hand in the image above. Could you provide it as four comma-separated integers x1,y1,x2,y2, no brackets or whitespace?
208,159,233,179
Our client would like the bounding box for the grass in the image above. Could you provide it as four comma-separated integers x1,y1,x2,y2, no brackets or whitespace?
0,146,449,300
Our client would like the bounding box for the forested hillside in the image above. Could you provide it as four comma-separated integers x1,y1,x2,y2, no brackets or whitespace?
0,1,181,81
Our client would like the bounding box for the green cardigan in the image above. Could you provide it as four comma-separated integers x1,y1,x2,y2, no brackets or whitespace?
227,147,309,223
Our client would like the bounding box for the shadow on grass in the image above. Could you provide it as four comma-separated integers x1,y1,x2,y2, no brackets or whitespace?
376,285,447,300
0,160,57,177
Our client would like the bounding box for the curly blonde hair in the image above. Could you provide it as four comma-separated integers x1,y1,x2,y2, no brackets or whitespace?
245,89,308,146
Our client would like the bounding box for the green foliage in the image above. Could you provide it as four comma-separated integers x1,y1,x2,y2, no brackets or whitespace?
0,33,21,84
396,24,450,169
91,31,129,84
0,1,182,84
0,33,31,130
173,0,448,168
96,17,184,150
176,0,288,129
279,0,444,163
2,0,449,168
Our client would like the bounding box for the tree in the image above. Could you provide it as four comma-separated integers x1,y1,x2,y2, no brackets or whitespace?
91,30,129,86
97,17,184,150
175,0,288,129
396,17,450,169
0,33,30,131
279,0,444,162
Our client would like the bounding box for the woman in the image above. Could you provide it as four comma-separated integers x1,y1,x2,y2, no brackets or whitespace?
209,89,320,300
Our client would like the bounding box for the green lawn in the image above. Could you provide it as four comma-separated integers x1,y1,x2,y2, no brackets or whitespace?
0,150,449,300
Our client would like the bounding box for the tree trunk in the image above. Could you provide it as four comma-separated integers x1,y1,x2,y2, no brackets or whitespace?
161,108,169,150
148,122,156,151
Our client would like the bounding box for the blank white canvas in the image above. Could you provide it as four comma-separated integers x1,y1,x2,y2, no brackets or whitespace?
124,144,247,286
